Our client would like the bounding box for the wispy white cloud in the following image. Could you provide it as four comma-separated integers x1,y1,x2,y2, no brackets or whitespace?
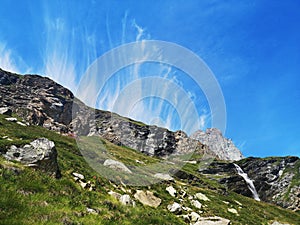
42,13,97,92
0,42,31,74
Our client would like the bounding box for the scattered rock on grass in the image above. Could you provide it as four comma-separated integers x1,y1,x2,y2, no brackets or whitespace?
134,190,161,208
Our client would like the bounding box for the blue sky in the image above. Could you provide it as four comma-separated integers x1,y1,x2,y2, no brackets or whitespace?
0,0,299,157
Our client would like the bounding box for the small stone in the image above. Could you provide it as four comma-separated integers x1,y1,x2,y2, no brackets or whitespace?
86,207,98,215
135,159,145,165
189,211,201,222
79,181,87,189
183,160,197,164
195,193,210,201
5,117,17,122
228,208,238,215
191,200,202,209
72,172,85,180
154,173,174,181
119,194,135,207
166,186,177,197
167,202,182,214
234,200,242,206
270,221,290,225
182,206,193,211
16,121,27,126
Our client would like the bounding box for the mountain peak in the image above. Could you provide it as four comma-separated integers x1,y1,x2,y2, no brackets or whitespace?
191,128,244,161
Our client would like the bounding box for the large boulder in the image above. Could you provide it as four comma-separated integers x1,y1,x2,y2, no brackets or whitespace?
3,138,61,178
134,190,161,208
103,159,132,173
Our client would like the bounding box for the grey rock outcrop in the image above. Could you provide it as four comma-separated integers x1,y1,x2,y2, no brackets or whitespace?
3,138,61,178
0,68,209,158
200,156,300,211
103,159,132,173
0,69,74,133
191,128,244,161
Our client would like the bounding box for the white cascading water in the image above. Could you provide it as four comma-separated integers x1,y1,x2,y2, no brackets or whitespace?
233,163,261,201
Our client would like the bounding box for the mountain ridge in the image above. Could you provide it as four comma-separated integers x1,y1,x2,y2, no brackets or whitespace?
0,68,242,161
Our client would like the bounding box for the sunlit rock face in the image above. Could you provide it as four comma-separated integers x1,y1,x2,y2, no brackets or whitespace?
191,128,244,161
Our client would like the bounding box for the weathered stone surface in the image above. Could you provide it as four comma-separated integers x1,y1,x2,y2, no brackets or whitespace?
269,221,290,225
195,193,210,202
191,128,244,161
86,207,98,215
119,194,135,207
0,107,12,115
134,190,161,208
103,159,132,173
16,121,27,126
193,216,230,225
154,173,174,181
227,208,238,215
167,202,182,214
72,172,85,180
191,200,202,209
166,186,177,197
3,138,61,178
5,117,17,122
189,211,201,222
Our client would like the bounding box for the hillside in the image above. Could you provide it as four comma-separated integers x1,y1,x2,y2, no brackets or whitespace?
0,68,300,224
1,113,300,224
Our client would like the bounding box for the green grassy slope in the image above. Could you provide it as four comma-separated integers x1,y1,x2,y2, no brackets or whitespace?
0,114,299,225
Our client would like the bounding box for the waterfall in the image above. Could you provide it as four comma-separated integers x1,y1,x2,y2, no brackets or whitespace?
233,163,260,201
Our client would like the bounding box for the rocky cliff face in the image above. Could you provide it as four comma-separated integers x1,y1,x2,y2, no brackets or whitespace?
200,157,300,211
0,69,74,133
191,128,244,161
0,69,210,158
